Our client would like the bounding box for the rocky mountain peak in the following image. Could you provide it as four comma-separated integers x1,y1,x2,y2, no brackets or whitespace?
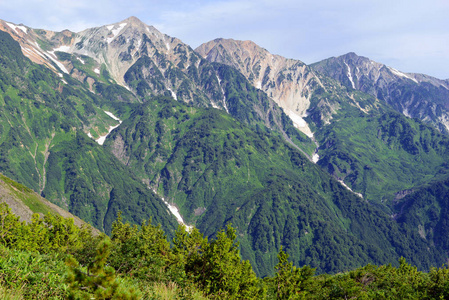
311,52,449,132
122,16,145,26
341,52,360,60
66,17,193,86
197,38,287,70
0,17,204,102
197,38,319,137
0,19,29,38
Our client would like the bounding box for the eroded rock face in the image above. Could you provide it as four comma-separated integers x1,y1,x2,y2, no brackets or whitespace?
110,134,129,165
196,39,376,138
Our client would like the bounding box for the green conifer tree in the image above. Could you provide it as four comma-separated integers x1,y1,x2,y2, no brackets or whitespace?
273,246,314,299
66,238,140,300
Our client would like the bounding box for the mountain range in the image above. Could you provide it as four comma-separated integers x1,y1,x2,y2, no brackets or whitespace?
1,16,449,276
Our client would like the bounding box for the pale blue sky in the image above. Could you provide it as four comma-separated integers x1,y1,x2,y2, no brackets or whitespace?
3,0,449,79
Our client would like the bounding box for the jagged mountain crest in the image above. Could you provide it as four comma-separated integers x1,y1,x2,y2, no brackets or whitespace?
195,37,449,206
311,52,449,132
324,52,449,89
0,17,317,163
0,17,200,93
0,18,73,74
196,38,384,140
69,16,197,87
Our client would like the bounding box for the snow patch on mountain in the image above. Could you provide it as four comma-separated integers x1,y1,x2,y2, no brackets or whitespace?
167,87,177,100
151,188,192,231
106,25,114,31
338,180,363,198
76,57,85,64
45,51,69,74
94,68,100,74
164,200,192,231
95,111,122,145
5,22,27,34
53,45,71,53
403,108,412,118
22,45,47,61
21,47,44,61
216,75,229,113
344,62,356,89
388,67,418,83
104,111,121,121
285,108,313,137
107,23,127,44
438,115,449,133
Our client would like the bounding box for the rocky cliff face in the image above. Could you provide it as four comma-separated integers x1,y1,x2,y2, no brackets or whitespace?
196,39,382,138
0,17,205,103
67,17,201,90
311,52,449,132
0,19,75,74
196,38,321,137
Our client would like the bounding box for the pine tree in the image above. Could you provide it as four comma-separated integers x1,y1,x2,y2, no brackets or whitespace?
0,203,22,247
174,224,263,299
273,246,314,299
66,238,140,300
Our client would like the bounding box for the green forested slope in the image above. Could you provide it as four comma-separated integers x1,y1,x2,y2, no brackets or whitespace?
0,30,177,233
393,176,449,252
104,96,444,276
0,30,115,190
196,39,449,211
41,132,178,233
315,110,449,204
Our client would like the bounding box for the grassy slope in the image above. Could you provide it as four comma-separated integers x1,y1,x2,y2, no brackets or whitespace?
0,173,96,232
316,111,449,205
